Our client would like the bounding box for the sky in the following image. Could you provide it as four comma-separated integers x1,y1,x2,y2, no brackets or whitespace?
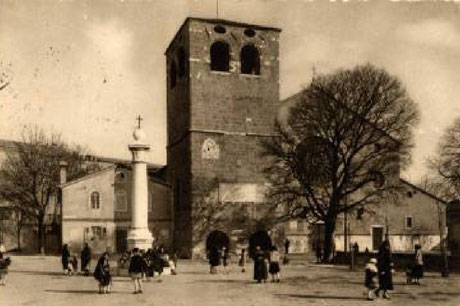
0,0,459,181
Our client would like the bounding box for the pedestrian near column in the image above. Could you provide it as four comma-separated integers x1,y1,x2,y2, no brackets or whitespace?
412,244,424,285
94,252,112,294
376,240,393,299
80,243,91,276
61,244,70,276
269,246,281,282
129,248,145,294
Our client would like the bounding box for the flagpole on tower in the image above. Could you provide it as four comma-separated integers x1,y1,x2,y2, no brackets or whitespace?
216,0,219,19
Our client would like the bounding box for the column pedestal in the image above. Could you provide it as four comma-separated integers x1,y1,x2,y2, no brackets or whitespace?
127,228,154,251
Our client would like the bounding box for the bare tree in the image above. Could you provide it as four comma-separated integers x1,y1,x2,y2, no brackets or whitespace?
0,61,12,91
0,127,88,254
263,64,419,261
430,118,460,200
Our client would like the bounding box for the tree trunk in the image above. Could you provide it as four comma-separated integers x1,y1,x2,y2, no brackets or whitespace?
322,215,337,263
38,213,46,255
17,224,21,251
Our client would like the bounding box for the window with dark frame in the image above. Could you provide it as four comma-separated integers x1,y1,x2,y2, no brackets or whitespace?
240,45,260,75
406,216,413,229
210,41,230,72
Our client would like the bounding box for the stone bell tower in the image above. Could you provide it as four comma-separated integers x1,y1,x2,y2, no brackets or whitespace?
165,18,281,258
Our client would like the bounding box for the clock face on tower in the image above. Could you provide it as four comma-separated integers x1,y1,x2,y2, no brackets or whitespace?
202,138,220,160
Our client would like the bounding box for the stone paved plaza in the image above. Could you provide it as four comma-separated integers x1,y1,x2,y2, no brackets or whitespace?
2,256,460,306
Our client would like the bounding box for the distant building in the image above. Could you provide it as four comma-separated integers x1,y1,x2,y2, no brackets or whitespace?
333,178,447,253
61,163,172,255
447,201,460,254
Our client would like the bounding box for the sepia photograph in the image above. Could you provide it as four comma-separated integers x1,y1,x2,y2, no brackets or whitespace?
0,0,460,305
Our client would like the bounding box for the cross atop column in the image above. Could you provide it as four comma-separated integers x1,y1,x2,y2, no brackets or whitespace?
136,115,143,129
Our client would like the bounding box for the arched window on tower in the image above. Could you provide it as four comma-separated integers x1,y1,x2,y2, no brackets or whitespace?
240,45,260,75
210,41,230,72
170,60,177,88
177,47,187,78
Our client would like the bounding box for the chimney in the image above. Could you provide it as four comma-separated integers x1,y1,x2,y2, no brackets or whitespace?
59,161,68,185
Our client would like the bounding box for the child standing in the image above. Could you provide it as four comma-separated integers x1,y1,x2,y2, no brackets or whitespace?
364,258,378,301
269,246,281,282
129,248,145,294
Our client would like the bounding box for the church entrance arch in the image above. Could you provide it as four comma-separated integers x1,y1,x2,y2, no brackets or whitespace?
206,230,230,254
249,230,272,258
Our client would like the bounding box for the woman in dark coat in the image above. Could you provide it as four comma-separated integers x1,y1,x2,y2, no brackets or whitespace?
80,243,91,276
61,244,70,275
376,240,393,299
253,246,268,283
94,252,111,294
209,246,220,274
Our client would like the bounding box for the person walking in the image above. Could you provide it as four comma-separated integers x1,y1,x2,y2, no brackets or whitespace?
61,244,71,276
376,240,393,299
0,246,11,286
284,239,290,255
129,248,145,294
239,248,246,273
221,247,228,274
209,246,220,274
80,243,91,276
315,243,322,263
253,246,268,283
412,244,424,285
364,258,378,300
94,252,111,294
269,246,281,282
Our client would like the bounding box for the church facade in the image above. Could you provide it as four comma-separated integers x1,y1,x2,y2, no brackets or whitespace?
0,17,447,258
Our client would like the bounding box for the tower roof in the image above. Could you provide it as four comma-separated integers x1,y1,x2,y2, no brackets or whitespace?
165,17,282,54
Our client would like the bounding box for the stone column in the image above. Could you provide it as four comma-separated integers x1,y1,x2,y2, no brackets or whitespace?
127,126,154,251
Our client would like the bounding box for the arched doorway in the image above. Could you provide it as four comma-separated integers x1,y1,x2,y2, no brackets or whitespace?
249,230,272,258
206,230,230,253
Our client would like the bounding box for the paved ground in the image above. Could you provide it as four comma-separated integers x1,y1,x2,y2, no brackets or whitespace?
2,256,460,306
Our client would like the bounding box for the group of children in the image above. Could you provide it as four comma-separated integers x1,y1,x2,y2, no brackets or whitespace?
119,246,178,294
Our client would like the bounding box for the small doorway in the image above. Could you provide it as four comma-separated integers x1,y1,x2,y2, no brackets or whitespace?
372,226,384,251
116,228,127,253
